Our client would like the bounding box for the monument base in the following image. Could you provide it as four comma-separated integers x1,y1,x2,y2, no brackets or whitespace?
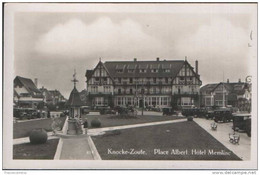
67,118,83,135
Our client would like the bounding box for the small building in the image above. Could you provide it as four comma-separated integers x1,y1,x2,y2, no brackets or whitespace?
13,76,44,109
200,79,251,112
66,87,84,118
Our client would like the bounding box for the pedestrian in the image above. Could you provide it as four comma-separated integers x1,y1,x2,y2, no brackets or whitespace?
83,120,88,134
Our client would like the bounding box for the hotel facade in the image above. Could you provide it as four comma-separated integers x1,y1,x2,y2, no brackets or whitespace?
85,58,202,109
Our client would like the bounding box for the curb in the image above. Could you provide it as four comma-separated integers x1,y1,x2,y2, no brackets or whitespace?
87,136,101,160
53,116,68,160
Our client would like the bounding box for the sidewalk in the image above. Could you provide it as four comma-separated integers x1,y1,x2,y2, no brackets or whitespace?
88,118,187,135
59,137,94,160
194,118,251,160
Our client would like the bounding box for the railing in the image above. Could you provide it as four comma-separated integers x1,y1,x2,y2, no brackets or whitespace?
88,92,112,95
173,92,199,95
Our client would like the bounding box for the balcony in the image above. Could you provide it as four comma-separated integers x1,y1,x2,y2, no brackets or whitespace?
173,92,199,96
88,92,112,95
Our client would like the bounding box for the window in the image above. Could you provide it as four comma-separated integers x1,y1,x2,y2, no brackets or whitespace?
180,68,185,76
140,69,147,73
152,97,156,106
181,97,191,106
165,78,168,83
118,89,121,94
130,89,133,94
104,86,110,93
153,78,156,83
95,97,104,106
151,69,158,73
180,77,184,81
95,77,99,81
118,78,121,83
128,69,134,73
117,69,123,73
130,78,133,84
163,69,170,73
118,97,122,105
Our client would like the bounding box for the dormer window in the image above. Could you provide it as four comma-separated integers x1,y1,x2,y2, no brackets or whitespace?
162,69,170,73
150,64,160,73
151,69,158,73
128,64,136,73
139,69,147,73
116,64,125,73
162,64,171,73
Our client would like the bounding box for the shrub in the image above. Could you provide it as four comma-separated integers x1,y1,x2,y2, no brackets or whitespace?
60,113,65,117
91,119,101,128
187,116,193,121
29,128,48,144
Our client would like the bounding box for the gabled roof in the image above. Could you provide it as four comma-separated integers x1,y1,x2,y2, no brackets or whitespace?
86,70,94,81
65,87,84,107
200,82,249,95
14,76,43,98
86,61,114,82
103,60,186,78
39,87,53,101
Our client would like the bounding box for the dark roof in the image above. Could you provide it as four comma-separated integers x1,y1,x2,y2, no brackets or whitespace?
66,87,84,107
200,82,249,95
14,76,43,97
39,88,52,101
86,70,94,81
103,60,185,78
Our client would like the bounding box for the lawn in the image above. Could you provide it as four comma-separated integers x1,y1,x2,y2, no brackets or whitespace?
83,114,182,129
13,117,66,139
92,121,241,160
13,139,59,159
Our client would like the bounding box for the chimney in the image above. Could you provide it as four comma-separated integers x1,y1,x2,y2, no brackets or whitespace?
195,60,198,74
134,58,137,61
238,78,241,83
34,78,38,88
156,57,160,61
227,79,229,83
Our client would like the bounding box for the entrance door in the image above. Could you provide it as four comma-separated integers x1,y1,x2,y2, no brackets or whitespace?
139,99,143,108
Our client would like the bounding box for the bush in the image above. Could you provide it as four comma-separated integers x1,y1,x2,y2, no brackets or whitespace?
91,119,101,128
29,128,48,144
187,116,193,121
60,113,65,117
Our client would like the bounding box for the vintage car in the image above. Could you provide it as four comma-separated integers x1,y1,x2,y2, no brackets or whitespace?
162,107,177,116
213,108,233,123
181,108,200,117
232,113,251,137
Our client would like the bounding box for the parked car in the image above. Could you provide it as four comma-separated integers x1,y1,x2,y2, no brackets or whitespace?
81,106,90,114
213,108,233,123
232,113,251,137
181,108,199,117
162,107,177,116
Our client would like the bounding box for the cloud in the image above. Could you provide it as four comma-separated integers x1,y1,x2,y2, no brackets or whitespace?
174,17,251,83
35,17,164,59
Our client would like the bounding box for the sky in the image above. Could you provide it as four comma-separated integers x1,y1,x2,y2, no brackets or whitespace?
13,4,257,98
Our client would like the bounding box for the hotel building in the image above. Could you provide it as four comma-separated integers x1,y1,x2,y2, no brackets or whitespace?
85,58,202,109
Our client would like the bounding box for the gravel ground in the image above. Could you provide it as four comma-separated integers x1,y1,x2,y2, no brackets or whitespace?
92,121,241,160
